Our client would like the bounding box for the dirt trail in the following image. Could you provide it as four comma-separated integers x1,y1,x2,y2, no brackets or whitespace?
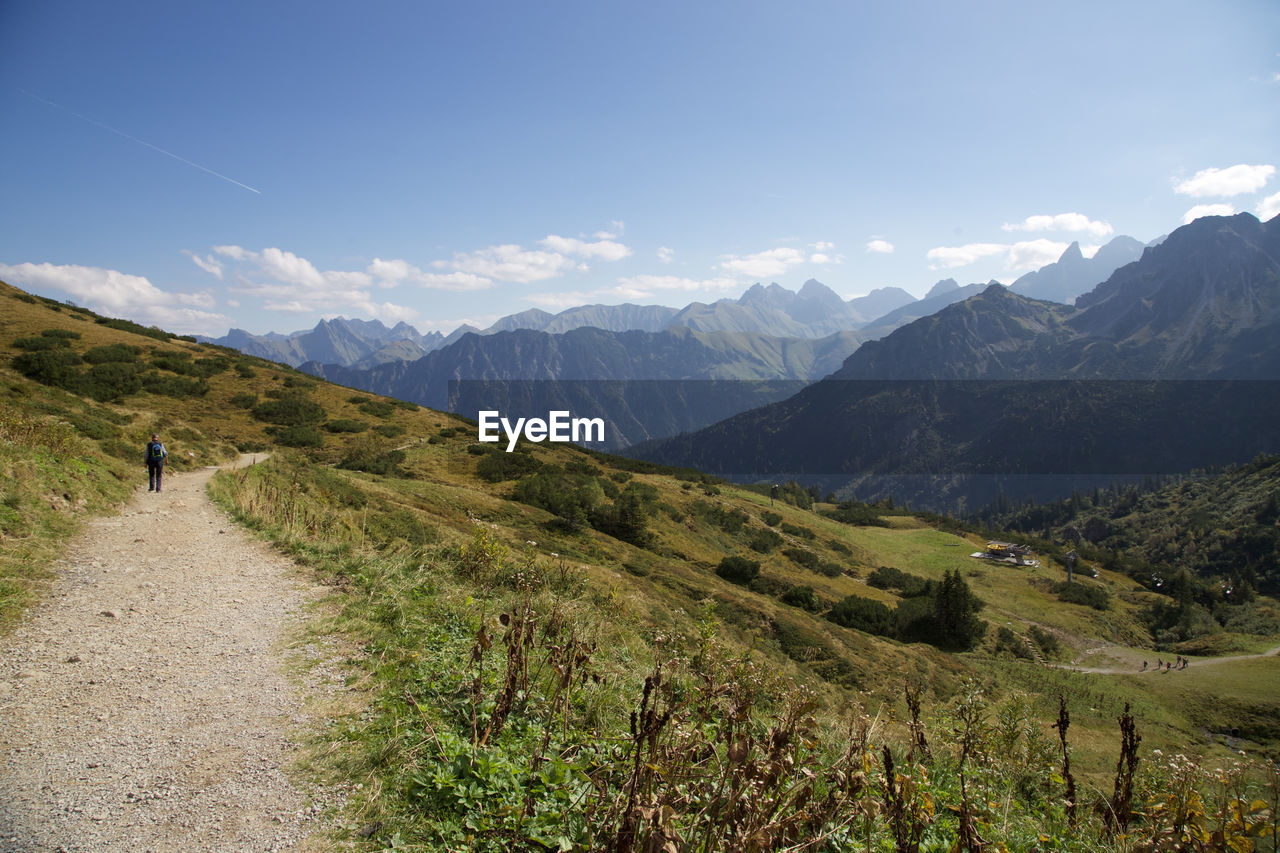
0,458,337,852
1057,644,1280,675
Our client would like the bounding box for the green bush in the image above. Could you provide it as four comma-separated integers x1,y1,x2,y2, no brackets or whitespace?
867,565,930,597
715,555,760,585
781,522,816,539
827,594,895,637
12,349,83,386
229,392,258,409
234,361,256,378
82,362,142,402
83,343,142,364
1053,581,1110,611
324,418,370,434
40,328,81,340
269,424,324,448
783,547,819,569
358,400,396,419
140,373,209,398
252,392,327,425
761,510,783,527
747,527,784,553
995,626,1034,659
95,317,171,341
375,424,406,438
12,336,70,351
1029,625,1062,658
338,445,406,476
476,449,543,482
780,584,821,612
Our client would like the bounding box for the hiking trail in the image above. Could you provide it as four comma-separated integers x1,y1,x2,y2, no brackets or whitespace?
0,458,344,852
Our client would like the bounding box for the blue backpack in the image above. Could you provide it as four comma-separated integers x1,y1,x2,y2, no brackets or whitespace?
148,441,166,462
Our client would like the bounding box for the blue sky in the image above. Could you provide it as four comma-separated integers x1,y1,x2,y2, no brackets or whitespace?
1,0,1278,335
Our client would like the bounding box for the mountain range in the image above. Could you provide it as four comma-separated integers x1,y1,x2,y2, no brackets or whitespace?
631,213,1280,509
205,233,1143,370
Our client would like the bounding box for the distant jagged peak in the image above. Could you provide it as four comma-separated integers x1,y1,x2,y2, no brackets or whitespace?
925,278,960,299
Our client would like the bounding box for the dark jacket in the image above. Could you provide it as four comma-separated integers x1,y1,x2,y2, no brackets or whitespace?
145,441,167,466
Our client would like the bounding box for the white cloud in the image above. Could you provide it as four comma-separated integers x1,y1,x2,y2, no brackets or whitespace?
1001,213,1114,237
185,250,223,279
926,239,1070,272
539,234,633,262
615,274,738,294
656,246,675,263
594,220,626,239
1174,164,1276,198
1257,191,1280,221
1182,203,1236,224
811,241,835,251
719,247,807,278
526,275,737,309
865,239,895,254
0,261,229,333
1081,244,1102,259
442,244,582,283
1005,239,1070,271
368,258,493,291
809,253,832,264
926,242,1008,269
211,244,250,260
258,247,325,287
210,246,425,322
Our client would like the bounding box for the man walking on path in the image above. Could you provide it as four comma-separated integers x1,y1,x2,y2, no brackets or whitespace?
145,433,167,492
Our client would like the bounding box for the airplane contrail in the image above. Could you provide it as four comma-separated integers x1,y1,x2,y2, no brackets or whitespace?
21,89,262,195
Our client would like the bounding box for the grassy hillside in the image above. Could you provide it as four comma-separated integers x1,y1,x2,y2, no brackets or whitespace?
4,280,1278,851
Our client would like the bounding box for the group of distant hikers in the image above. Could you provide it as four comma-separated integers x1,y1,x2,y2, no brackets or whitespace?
1140,655,1189,672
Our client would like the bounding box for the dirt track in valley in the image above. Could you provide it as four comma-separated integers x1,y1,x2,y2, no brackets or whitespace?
0,458,343,852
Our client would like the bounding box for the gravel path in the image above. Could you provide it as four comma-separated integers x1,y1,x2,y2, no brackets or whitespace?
0,459,337,852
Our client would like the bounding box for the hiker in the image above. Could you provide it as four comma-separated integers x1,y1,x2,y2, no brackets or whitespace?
1141,661,1147,671
145,433,167,493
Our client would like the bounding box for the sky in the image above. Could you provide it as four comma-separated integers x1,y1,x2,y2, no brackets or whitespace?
1,0,1278,337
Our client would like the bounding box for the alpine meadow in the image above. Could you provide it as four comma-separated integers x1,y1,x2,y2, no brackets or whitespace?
3,2,1280,851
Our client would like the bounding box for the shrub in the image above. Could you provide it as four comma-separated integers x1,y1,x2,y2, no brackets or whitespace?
269,424,324,448
747,527,784,553
229,392,258,409
40,328,80,340
995,626,1034,659
1053,581,1110,611
12,349,83,386
252,392,327,426
780,584,821,612
234,361,256,378
476,449,543,483
95,317,172,341
716,555,760,585
83,343,142,364
339,445,406,476
815,561,844,578
827,594,895,637
82,362,142,402
12,336,70,351
1029,625,1062,658
781,522,816,539
375,424,406,438
140,373,209,398
821,500,888,527
324,418,370,434
783,547,819,569
358,400,396,419
761,510,783,527
868,565,930,597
